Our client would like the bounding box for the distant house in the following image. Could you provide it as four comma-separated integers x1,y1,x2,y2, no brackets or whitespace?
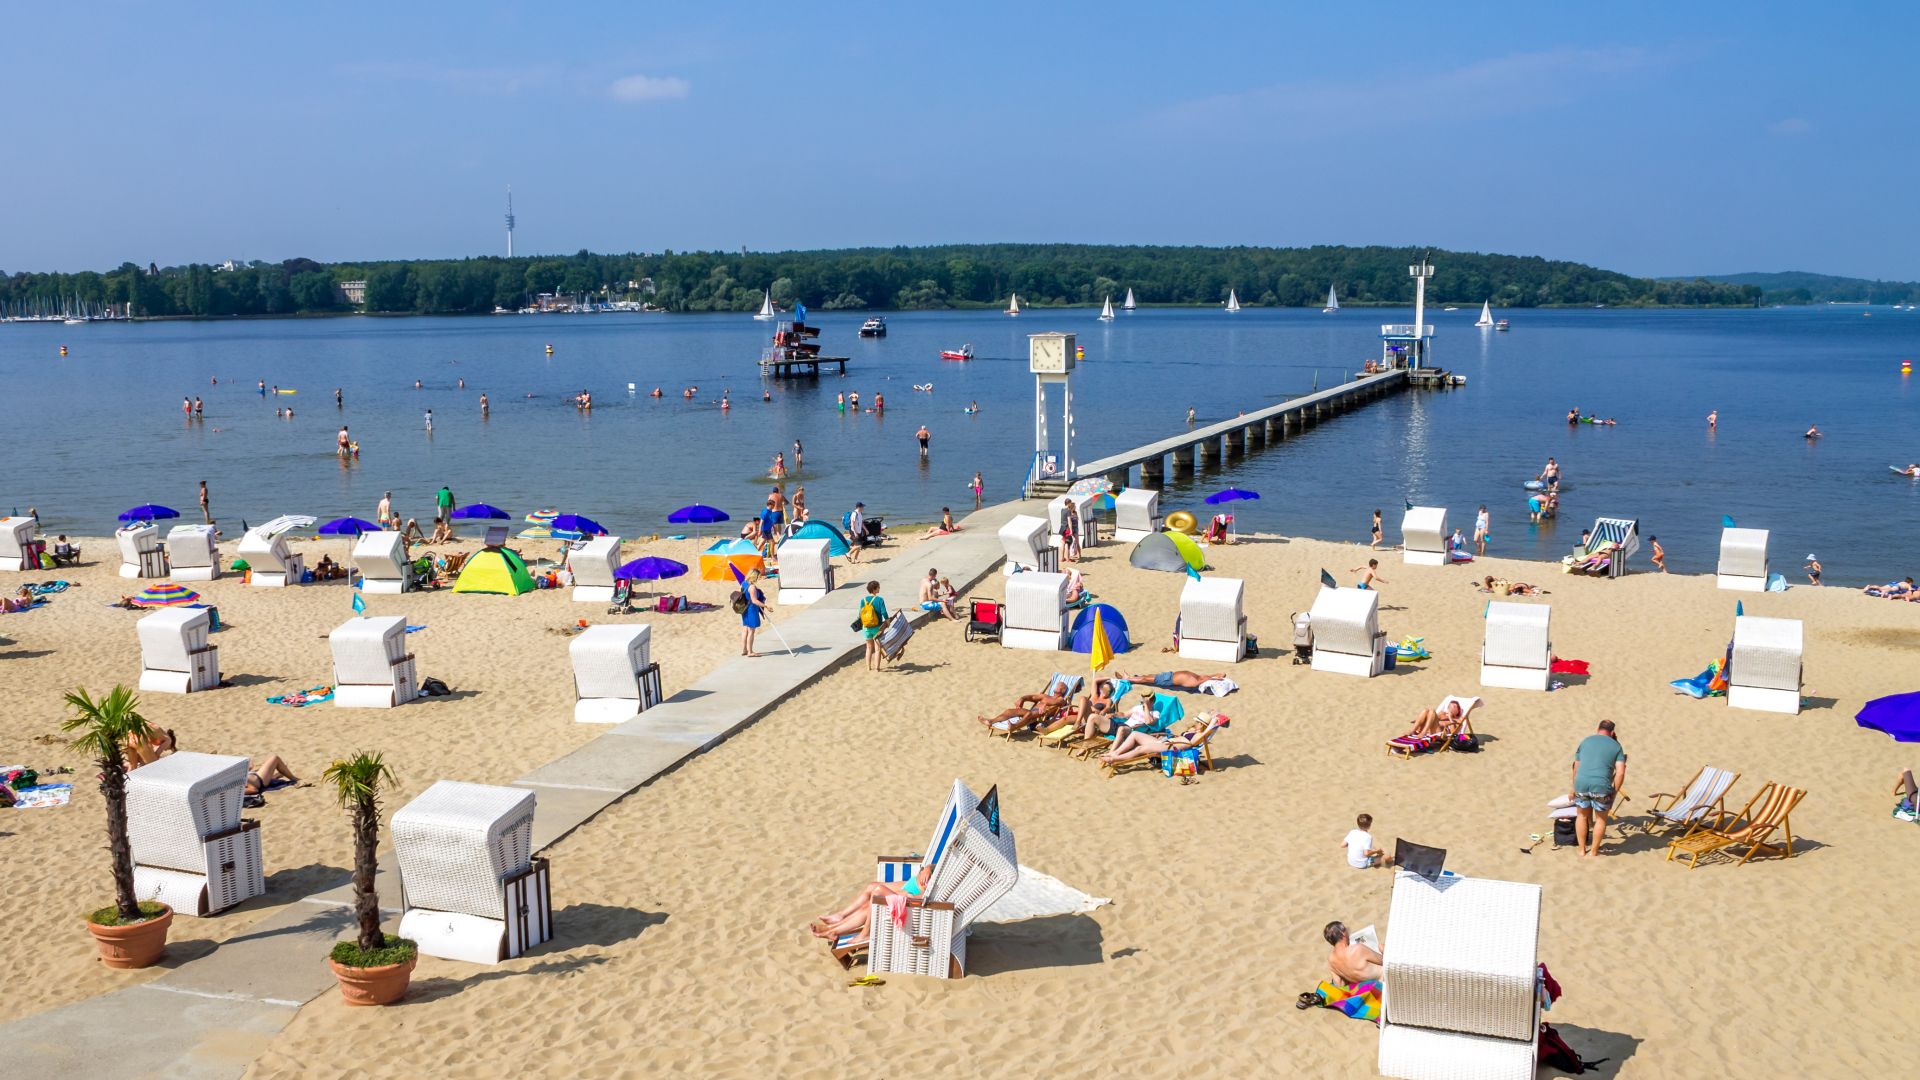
216,260,242,273
338,280,367,306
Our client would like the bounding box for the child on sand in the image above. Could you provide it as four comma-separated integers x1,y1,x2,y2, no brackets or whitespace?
1342,813,1388,869
1348,559,1386,590
1649,535,1667,572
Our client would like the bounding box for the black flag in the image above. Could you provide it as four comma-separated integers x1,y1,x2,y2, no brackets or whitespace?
976,785,1002,836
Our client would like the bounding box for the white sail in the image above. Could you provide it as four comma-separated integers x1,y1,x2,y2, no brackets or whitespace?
1475,300,1494,328
1324,285,1339,312
1225,289,1241,313
754,290,775,320
1099,295,1115,321
1123,287,1136,311
1006,293,1020,315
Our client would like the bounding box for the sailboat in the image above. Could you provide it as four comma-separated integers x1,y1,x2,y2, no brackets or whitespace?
1123,287,1136,312
1323,285,1339,314
1225,289,1241,313
1475,300,1494,328
1098,295,1115,321
1005,293,1020,316
753,291,776,321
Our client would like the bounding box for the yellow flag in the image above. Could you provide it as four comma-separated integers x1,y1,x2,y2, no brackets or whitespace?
1089,607,1114,672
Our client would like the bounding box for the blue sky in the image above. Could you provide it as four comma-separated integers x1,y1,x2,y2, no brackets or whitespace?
5,2,1915,279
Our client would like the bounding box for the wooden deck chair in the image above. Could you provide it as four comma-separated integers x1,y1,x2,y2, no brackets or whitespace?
1894,769,1918,822
1640,765,1740,834
1666,781,1806,869
1101,714,1230,778
985,673,1082,739
1386,696,1482,758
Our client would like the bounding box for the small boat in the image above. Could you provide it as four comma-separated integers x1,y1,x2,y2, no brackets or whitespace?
1323,285,1339,313
1475,300,1494,328
1005,293,1021,316
1098,295,1115,322
859,316,887,337
1443,306,1459,312
1494,319,1510,332
1225,289,1241,313
939,344,974,361
1123,287,1136,312
753,291,776,321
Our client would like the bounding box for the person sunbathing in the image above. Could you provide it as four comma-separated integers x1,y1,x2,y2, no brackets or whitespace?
1063,568,1087,605
1403,699,1468,739
2,586,33,613
125,727,178,767
1478,576,1543,596
1864,576,1915,598
919,507,960,539
1567,543,1617,573
1096,716,1223,766
808,862,933,944
1061,677,1130,738
245,755,300,795
1123,670,1228,692
976,679,1074,731
1324,921,1383,986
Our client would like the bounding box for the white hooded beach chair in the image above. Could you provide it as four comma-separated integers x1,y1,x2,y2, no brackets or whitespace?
1308,586,1386,677
0,515,38,571
1048,492,1098,550
569,623,662,723
137,606,221,694
1401,506,1448,566
1112,487,1161,542
998,514,1059,576
126,751,264,916
354,530,419,594
1178,576,1248,663
1379,872,1542,1080
1480,601,1551,691
1717,527,1770,592
1003,570,1070,651
567,535,623,603
393,781,552,964
775,537,835,604
164,524,220,582
864,779,1018,980
238,525,304,587
1729,615,1802,715
329,614,418,708
117,523,168,578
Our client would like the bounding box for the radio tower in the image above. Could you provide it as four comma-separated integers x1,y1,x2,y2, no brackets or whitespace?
505,187,516,258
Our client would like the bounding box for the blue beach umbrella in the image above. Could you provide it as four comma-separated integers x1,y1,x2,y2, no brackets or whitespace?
790,520,852,557
319,517,378,536
450,503,512,521
616,555,688,600
1204,488,1261,505
1856,692,1920,743
118,504,180,523
549,513,607,538
668,504,729,525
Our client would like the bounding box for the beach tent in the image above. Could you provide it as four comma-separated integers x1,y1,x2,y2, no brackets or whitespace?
699,538,765,582
452,547,536,595
1129,530,1204,573
1070,603,1132,655
790,520,852,557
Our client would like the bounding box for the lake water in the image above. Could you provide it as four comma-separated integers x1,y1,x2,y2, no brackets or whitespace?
3,305,1916,584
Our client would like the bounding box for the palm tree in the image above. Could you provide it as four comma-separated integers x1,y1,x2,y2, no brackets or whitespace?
62,685,155,923
323,751,397,954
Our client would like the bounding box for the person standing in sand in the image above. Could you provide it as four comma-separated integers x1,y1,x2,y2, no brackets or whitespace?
858,580,889,671
376,492,392,526
1569,720,1627,858
1474,504,1491,555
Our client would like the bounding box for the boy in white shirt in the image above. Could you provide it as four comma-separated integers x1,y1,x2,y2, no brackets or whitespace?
1342,813,1387,869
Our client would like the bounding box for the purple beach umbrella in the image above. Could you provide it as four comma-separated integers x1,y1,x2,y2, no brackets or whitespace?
1856,692,1920,743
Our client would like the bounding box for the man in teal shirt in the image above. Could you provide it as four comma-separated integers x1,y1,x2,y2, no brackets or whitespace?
1569,720,1627,858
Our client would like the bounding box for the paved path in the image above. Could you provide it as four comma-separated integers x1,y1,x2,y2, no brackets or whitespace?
4,500,1036,1079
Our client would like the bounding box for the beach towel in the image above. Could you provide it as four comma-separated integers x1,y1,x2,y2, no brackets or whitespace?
1670,660,1726,699
1315,980,1381,1022
405,624,428,633
1550,657,1590,675
8,783,72,808
27,581,71,595
267,684,335,707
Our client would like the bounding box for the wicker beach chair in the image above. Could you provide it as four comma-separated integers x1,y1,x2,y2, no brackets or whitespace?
1112,488,1161,542
237,524,304,587
567,535,623,603
117,523,168,579
998,514,1059,575
865,779,1017,980
1400,506,1448,566
164,525,220,582
827,779,995,969
1003,571,1070,651
1666,781,1805,868
570,623,660,723
0,515,38,572
1716,527,1770,592
1480,601,1551,691
329,614,418,708
127,752,264,916
1639,765,1740,834
1584,517,1639,577
353,531,417,593
1378,871,1542,1080
774,537,834,604
1308,586,1386,677
393,781,552,963
137,606,221,694
1728,615,1803,715
1178,576,1248,663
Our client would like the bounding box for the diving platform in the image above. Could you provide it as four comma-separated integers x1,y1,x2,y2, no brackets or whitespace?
760,355,848,378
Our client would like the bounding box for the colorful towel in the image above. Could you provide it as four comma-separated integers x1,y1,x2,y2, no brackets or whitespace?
1316,980,1382,1022
1670,660,1727,699
1550,657,1590,675
27,581,71,595
9,783,72,808
267,684,335,707
405,625,428,633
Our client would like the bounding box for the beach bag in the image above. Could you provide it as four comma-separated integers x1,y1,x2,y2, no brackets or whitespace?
420,677,452,697
1538,1022,1606,1073
730,591,748,615
1553,817,1577,847
859,598,880,628
1161,746,1201,779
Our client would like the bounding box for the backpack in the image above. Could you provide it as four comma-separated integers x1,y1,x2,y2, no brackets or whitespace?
730,590,749,615
859,598,880,628
1538,1022,1606,1073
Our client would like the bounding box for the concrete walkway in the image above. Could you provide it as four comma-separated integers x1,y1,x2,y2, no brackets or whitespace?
4,500,1037,1079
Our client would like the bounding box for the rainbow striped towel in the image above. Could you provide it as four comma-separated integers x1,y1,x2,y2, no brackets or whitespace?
1315,980,1381,1022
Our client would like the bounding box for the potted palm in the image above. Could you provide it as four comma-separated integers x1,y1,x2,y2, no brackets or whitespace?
65,685,173,968
323,751,416,1005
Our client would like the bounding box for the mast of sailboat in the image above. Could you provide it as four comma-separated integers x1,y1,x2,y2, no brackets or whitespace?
1123,287,1135,311
1099,295,1114,320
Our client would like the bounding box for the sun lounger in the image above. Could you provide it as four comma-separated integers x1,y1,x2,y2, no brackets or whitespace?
998,514,1059,575
393,780,551,963
1308,586,1386,677
567,535,623,603
1666,781,1805,868
865,779,1018,979
1386,695,1482,757
986,673,1084,738
137,606,221,694
164,524,220,582
117,523,168,579
1112,488,1161,542
1379,872,1542,1080
570,623,661,723
775,537,834,604
1003,570,1070,651
1480,602,1550,691
0,515,39,572
1642,765,1740,833
127,751,264,916
1717,527,1770,592
1178,576,1248,663
329,614,418,708
354,530,419,593
1101,712,1230,778
237,525,303,587
1401,506,1448,566
1728,615,1802,714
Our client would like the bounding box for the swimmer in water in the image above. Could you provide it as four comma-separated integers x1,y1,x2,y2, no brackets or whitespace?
651,387,662,397
479,394,489,415
1567,406,1580,425
1707,409,1717,430
720,395,730,410
414,379,422,389
1804,424,1822,439
1898,464,1920,477
458,378,465,389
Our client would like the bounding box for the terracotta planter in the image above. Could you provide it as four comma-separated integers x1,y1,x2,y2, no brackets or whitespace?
85,905,174,969
329,953,417,1006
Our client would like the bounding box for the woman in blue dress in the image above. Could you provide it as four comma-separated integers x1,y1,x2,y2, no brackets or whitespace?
738,569,768,657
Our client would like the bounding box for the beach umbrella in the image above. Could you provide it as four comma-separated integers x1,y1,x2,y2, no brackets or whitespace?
550,513,606,538
1204,488,1260,505
1066,477,1119,509
450,503,511,520
525,509,559,526
616,555,688,601
253,514,315,537
320,517,378,584
118,504,180,523
1129,530,1204,573
1856,692,1920,743
790,520,852,557
517,526,555,541
668,503,730,540
132,582,200,607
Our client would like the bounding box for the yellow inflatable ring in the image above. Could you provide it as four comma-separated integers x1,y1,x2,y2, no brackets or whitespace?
1165,510,1198,535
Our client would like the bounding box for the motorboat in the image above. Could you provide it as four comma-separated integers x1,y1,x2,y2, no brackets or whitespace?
1494,319,1511,332
939,344,974,361
859,316,887,337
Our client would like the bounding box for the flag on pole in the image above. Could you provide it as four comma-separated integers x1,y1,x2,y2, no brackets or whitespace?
1088,606,1115,672
1319,568,1338,589
351,591,366,615
1722,514,1737,528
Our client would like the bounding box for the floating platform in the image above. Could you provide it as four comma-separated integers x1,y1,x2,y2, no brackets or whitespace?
761,355,848,378
1406,368,1466,387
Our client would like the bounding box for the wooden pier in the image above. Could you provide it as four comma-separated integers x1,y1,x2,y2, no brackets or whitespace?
760,355,848,378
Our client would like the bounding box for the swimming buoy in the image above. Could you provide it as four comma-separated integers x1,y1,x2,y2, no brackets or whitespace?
275,389,298,395
1523,480,1545,491
1165,510,1199,534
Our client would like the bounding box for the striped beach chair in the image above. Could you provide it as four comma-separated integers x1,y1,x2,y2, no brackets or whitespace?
986,672,1084,738
1640,765,1740,834
827,780,979,968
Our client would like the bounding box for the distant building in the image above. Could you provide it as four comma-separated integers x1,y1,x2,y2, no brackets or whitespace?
338,280,367,306
216,260,242,272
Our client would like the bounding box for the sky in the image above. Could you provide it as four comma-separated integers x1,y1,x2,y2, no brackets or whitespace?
4,2,1916,280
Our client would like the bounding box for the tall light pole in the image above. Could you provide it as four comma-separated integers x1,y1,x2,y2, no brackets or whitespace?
505,188,516,258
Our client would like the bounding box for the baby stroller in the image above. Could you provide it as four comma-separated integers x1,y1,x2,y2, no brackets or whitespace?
1289,610,1313,665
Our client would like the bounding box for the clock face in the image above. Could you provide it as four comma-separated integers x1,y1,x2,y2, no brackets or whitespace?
1029,334,1075,373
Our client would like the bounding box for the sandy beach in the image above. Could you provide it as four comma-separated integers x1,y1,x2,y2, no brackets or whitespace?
6,520,1919,1077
